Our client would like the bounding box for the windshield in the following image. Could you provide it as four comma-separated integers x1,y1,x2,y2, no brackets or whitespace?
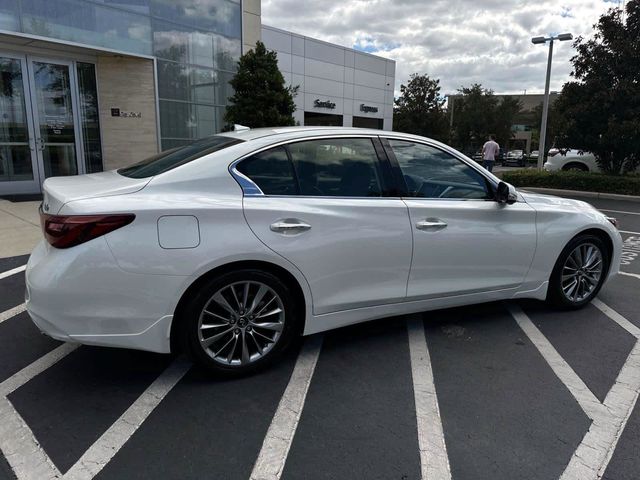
118,136,244,179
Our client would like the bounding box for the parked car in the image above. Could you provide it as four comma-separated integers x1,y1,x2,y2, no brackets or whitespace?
503,149,526,167
529,150,539,162
544,149,599,172
27,127,622,375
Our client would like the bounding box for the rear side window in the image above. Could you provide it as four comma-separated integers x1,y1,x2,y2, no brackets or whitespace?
235,147,297,195
288,138,384,197
118,136,243,178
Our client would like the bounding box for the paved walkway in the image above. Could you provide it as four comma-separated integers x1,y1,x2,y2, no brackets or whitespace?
0,200,41,259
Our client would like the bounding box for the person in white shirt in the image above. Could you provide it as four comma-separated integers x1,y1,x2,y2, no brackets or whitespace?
481,135,500,172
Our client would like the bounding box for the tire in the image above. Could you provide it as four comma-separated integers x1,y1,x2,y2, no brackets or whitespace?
563,162,588,172
179,269,301,376
546,234,610,309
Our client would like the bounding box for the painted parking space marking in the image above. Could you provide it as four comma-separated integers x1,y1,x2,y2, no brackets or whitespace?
250,335,322,480
407,315,451,480
64,358,191,480
0,265,25,281
507,304,605,419
619,271,640,281
0,303,25,324
510,300,640,480
593,298,640,339
0,343,77,480
619,230,640,235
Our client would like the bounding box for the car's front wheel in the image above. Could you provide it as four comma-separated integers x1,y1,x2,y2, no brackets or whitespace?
180,269,300,376
547,234,610,308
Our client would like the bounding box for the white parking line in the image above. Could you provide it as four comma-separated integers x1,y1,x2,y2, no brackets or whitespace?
0,265,26,281
0,303,26,324
0,343,78,480
619,230,640,235
560,302,640,480
620,271,640,281
600,209,640,216
64,357,191,480
593,298,640,338
250,335,323,480
507,304,605,419
407,315,452,480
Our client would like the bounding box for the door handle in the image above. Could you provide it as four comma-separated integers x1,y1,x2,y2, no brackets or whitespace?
270,219,311,234
416,218,448,231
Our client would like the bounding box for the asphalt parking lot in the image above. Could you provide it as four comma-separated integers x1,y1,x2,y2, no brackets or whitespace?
1,195,640,480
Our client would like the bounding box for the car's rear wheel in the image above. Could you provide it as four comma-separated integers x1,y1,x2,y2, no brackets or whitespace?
180,269,299,376
547,234,610,309
563,162,588,172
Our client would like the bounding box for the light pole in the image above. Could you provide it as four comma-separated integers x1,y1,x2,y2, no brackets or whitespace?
531,32,573,170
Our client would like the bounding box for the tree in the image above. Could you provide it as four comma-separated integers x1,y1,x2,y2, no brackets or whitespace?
224,41,298,128
451,84,521,153
393,74,448,141
553,0,640,174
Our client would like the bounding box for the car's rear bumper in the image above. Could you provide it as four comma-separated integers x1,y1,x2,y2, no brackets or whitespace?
25,239,186,354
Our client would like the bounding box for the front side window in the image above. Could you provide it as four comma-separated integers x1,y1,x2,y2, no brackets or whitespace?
235,147,297,195
388,140,491,200
288,138,384,197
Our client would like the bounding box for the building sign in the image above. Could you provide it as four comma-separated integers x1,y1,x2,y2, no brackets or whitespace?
314,99,336,110
360,104,379,113
111,107,142,118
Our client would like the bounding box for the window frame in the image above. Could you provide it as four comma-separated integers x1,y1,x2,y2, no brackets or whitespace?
229,135,398,199
379,136,499,201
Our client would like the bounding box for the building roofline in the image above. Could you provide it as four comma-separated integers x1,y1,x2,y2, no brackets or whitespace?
261,24,396,64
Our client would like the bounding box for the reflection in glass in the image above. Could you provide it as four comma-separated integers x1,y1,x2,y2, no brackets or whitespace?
42,145,77,177
0,0,19,31
158,61,215,105
153,19,240,70
92,0,150,15
77,62,103,173
150,0,241,38
32,62,77,177
21,0,152,55
0,57,33,182
0,145,32,182
159,100,220,142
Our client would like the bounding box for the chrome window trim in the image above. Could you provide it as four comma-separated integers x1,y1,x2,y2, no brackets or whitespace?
228,134,387,198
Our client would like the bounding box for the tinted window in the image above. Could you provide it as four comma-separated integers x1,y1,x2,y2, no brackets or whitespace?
388,140,491,199
236,147,297,195
288,138,384,197
118,135,242,178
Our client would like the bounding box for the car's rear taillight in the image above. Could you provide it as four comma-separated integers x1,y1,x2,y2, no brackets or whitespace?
40,211,135,249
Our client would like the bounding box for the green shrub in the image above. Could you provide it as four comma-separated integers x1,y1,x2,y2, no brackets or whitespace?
501,170,640,196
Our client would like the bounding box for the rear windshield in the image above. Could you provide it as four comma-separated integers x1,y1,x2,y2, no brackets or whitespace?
118,136,244,178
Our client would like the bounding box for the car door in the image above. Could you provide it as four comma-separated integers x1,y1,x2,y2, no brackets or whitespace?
382,137,537,300
237,136,413,315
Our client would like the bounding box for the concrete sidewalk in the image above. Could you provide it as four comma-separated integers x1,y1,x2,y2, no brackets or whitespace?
0,200,41,259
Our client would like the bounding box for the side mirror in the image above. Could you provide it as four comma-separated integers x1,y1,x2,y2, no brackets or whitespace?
496,181,518,205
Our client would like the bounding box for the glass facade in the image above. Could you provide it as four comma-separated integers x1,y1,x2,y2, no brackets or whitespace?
0,0,242,150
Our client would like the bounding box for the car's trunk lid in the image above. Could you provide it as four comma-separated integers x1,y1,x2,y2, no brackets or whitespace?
42,171,151,214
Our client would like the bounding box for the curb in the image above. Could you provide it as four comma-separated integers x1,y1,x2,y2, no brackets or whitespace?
519,187,640,203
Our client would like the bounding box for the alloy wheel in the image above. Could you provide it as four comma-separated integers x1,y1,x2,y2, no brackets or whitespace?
561,242,603,303
198,281,285,366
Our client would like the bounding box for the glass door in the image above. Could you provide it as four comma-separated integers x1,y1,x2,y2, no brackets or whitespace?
27,57,84,181
0,54,40,194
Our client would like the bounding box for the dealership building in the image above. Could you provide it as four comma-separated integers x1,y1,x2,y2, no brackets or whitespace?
0,0,395,195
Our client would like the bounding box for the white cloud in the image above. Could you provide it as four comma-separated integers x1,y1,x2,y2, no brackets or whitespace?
262,0,614,97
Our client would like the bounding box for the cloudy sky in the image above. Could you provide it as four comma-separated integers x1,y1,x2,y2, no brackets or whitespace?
262,0,619,97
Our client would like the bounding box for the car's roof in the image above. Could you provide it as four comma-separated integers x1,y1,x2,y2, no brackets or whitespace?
218,126,408,142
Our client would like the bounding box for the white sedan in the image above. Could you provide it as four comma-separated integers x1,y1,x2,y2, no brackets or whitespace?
27,127,622,375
